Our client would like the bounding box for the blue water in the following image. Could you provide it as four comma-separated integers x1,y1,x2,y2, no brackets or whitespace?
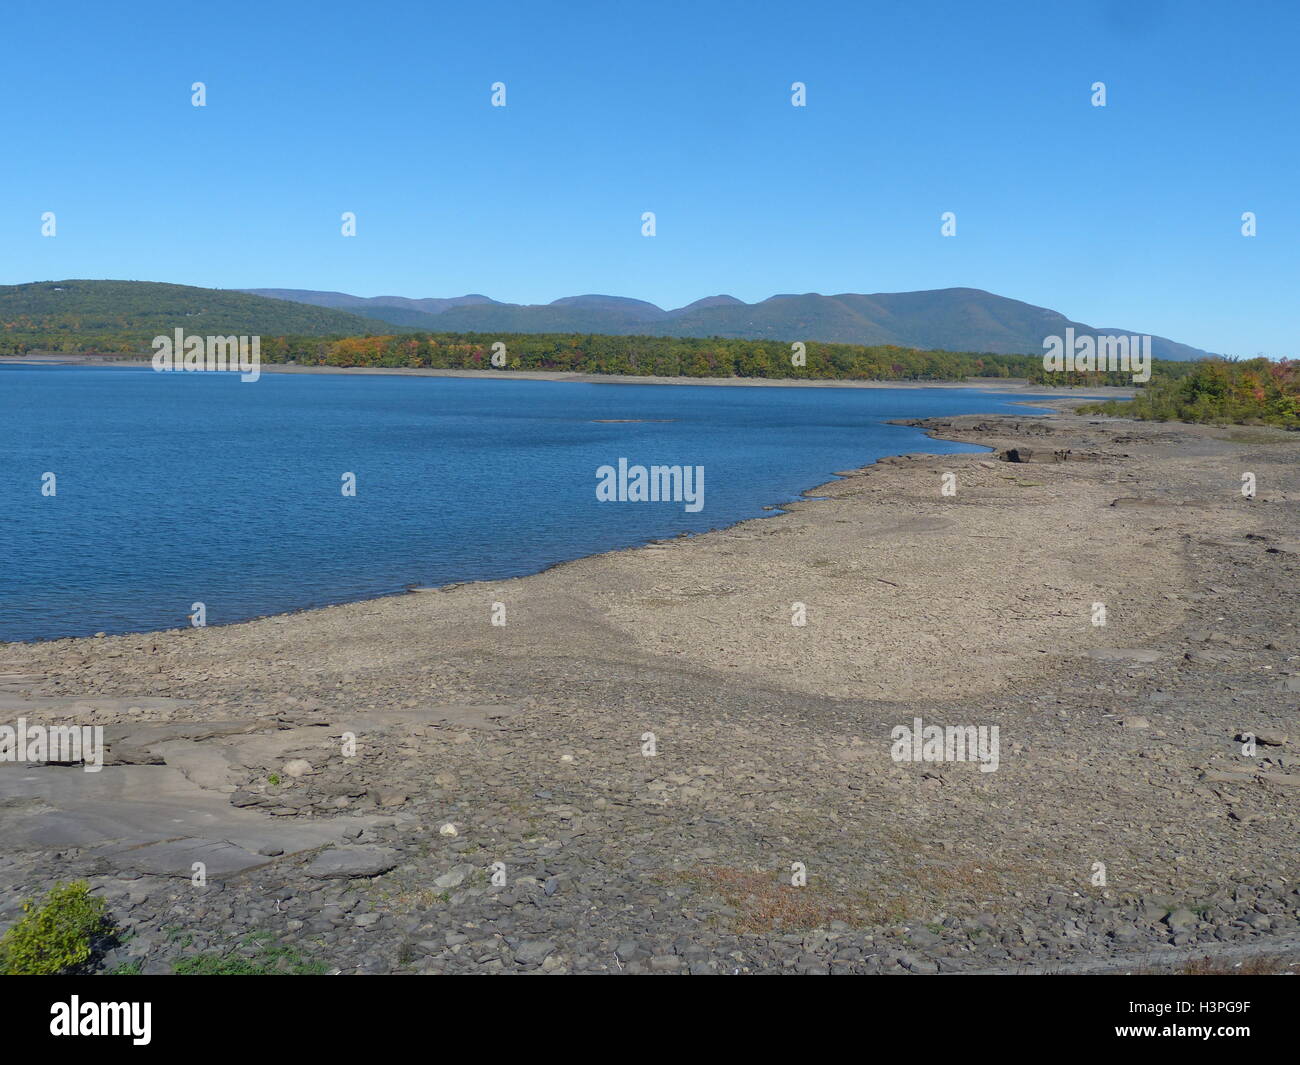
0,366,1034,642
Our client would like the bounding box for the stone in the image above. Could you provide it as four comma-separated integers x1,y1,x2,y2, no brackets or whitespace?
514,940,555,965
434,865,472,890
1236,730,1287,747
1087,649,1162,664
1202,769,1255,784
305,846,399,879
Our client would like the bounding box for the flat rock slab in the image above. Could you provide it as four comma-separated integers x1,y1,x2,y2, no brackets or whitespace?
103,720,274,745
1086,648,1163,664
150,739,243,791
94,837,284,878
1202,769,1257,784
0,763,371,878
305,846,399,879
0,674,47,691
333,704,522,732
1109,497,1185,508
0,695,193,714
104,719,282,768
215,727,333,769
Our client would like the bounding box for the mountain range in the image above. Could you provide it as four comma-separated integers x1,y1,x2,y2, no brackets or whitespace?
241,286,1213,361
0,279,1212,361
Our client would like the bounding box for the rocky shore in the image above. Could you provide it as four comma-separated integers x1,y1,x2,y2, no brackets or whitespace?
2,400,1298,974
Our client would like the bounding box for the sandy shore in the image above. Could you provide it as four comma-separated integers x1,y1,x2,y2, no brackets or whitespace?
2,400,1298,974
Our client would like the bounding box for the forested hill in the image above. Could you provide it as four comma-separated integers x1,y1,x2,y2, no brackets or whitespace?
3,280,1215,365
0,280,391,349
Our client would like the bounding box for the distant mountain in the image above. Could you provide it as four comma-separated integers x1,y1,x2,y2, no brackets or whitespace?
548,294,668,320
1,280,390,339
670,295,747,315
241,285,1212,360
244,288,500,318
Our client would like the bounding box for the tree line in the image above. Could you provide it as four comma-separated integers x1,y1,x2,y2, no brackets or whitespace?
1081,357,1299,428
2,325,1215,393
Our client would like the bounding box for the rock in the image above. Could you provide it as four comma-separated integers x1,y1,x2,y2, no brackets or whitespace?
305,846,398,879
514,939,555,965
1139,897,1174,921
1119,715,1150,729
1165,908,1197,933
1202,769,1255,784
1087,648,1162,664
1110,497,1180,509
1235,730,1287,747
104,745,166,767
439,823,458,837
434,864,473,890
96,837,278,878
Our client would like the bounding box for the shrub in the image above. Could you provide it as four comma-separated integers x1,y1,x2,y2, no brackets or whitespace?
0,881,110,975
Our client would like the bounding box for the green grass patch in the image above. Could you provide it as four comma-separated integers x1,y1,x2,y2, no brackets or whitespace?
173,938,328,975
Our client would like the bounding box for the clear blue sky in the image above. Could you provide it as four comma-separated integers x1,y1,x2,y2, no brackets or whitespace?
2,0,1296,356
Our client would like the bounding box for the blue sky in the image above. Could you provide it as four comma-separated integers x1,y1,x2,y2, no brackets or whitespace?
2,0,1296,356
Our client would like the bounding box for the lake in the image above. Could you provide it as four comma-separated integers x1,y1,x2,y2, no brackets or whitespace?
0,366,1036,642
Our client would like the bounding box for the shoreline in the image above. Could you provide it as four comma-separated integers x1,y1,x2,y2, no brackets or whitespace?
0,355,1137,398
3,401,1298,975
